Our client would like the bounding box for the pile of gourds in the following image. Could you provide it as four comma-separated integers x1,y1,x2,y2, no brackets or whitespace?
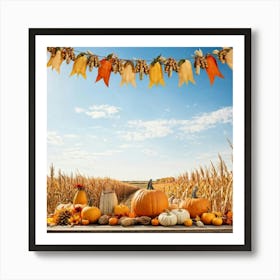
47,182,232,227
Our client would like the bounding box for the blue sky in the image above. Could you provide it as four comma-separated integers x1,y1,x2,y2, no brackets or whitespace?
47,47,232,180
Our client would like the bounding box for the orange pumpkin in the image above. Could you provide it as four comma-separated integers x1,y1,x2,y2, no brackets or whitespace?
131,179,169,217
81,206,101,223
109,217,118,225
114,204,130,216
151,218,160,226
128,212,136,218
212,217,223,226
179,186,211,218
201,212,216,225
184,218,193,227
81,219,90,225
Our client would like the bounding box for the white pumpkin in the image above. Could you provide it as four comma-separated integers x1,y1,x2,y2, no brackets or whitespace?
99,190,118,215
171,208,190,224
158,211,177,226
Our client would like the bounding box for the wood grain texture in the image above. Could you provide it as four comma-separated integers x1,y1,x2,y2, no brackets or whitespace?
47,225,232,233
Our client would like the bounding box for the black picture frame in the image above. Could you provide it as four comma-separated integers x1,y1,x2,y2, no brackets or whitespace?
29,28,251,251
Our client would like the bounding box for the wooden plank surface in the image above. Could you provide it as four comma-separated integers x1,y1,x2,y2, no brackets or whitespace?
47,225,232,233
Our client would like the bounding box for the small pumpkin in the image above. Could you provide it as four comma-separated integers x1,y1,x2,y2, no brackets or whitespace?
73,184,88,205
128,212,136,218
184,218,193,227
179,186,211,218
158,211,177,227
212,217,223,226
109,217,118,226
81,219,90,225
151,218,160,226
114,204,130,217
81,206,101,224
99,190,118,215
171,208,190,224
131,179,169,217
201,212,216,225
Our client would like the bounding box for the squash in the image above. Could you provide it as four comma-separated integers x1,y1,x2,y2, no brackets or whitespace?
179,186,211,218
73,184,88,205
121,218,137,227
158,211,177,226
81,219,90,225
171,209,190,224
98,215,110,225
128,212,136,218
151,218,159,226
114,204,130,217
135,216,151,225
81,206,101,224
201,212,216,225
212,217,223,226
109,217,118,226
184,218,193,227
131,179,169,217
99,190,118,215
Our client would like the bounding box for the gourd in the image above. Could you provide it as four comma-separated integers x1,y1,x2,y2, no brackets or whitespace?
212,217,223,226
184,218,193,227
98,215,110,225
114,204,130,217
131,179,169,217
121,218,137,227
73,184,88,205
179,186,211,218
109,217,118,225
99,190,118,215
171,209,190,224
201,212,216,225
158,211,177,226
151,218,160,226
81,206,101,223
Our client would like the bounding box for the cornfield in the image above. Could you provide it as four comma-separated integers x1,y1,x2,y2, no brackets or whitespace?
153,154,233,214
47,154,232,215
47,164,139,215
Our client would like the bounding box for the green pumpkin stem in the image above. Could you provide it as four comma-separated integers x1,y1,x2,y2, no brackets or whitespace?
192,186,199,198
147,179,154,190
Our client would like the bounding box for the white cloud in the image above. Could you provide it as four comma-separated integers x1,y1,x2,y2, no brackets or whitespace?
122,119,173,141
75,104,121,119
179,107,232,133
47,131,64,145
122,107,232,141
75,107,85,113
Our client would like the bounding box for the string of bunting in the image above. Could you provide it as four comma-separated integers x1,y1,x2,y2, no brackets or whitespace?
47,47,233,88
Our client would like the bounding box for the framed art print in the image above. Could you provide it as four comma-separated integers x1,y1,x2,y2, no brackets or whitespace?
29,28,251,251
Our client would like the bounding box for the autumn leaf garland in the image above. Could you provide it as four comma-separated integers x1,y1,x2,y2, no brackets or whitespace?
47,47,232,87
